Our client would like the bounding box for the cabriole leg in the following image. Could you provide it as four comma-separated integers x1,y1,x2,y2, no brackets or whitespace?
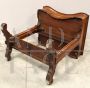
46,53,56,85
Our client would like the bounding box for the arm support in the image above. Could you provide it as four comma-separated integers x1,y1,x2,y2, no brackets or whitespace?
15,25,39,39
56,38,79,64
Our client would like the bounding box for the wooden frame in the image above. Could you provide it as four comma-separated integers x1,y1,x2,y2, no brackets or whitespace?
1,6,89,85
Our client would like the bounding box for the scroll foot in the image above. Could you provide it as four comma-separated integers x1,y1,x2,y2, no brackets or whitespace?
46,52,56,85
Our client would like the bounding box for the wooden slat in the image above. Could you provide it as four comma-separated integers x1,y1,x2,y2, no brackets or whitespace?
13,39,48,65
15,25,38,39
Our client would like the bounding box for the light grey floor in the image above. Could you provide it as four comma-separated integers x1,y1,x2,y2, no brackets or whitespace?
0,37,90,88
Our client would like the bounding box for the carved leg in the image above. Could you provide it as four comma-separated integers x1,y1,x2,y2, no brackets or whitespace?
69,46,80,59
5,37,15,61
0,23,13,61
46,63,56,85
46,53,56,85
5,45,12,61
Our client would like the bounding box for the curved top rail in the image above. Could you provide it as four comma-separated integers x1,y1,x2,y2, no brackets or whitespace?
38,6,89,20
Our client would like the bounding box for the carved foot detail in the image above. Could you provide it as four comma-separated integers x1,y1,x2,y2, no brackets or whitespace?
46,52,56,85
46,68,55,85
69,51,79,59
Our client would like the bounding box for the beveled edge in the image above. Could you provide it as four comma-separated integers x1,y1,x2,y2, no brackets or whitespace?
37,6,89,20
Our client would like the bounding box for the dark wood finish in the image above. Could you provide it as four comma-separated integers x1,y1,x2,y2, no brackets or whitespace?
1,6,89,85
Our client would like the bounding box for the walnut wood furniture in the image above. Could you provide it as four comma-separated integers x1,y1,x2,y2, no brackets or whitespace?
1,6,89,85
